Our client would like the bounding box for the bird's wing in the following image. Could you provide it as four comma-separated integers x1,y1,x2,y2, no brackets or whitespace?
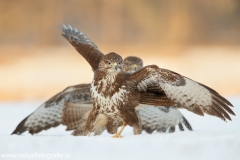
11,84,92,135
136,104,192,133
126,65,235,121
60,24,104,71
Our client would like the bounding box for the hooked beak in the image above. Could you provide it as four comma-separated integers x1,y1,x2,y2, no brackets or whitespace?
113,62,118,70
133,64,137,71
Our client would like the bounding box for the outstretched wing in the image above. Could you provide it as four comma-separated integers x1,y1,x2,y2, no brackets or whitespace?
11,84,92,135
127,65,235,121
136,105,192,133
60,24,104,71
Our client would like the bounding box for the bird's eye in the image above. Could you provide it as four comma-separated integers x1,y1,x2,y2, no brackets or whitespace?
108,62,111,65
118,62,121,65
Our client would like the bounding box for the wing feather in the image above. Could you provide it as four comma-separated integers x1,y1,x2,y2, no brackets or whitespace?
12,102,63,135
211,94,235,115
182,116,192,130
60,25,104,71
11,84,92,135
139,92,175,106
127,65,235,121
137,105,192,133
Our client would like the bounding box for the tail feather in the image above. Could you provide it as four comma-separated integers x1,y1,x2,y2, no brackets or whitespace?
62,102,92,131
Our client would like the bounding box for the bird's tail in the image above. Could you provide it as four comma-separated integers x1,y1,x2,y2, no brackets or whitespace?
62,102,92,131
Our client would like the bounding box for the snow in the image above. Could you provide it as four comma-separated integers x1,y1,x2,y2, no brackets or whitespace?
0,97,240,160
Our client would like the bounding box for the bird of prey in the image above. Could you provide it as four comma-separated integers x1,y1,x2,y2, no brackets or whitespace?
11,56,192,135
62,56,192,136
60,25,235,138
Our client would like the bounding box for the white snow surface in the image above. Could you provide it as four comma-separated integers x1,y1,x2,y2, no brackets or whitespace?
0,97,240,160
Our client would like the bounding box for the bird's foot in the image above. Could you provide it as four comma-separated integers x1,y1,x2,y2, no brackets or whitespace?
112,133,123,138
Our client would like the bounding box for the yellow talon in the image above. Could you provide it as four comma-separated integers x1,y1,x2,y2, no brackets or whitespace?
88,132,91,137
112,123,126,138
112,134,123,138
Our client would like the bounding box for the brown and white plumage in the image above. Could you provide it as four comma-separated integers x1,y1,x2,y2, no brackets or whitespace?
124,56,143,74
62,102,93,135
137,105,192,133
62,56,192,136
11,84,92,135
12,56,192,135
60,24,104,71
60,25,235,137
62,103,192,136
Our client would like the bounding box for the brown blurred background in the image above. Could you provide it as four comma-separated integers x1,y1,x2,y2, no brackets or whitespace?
0,0,240,101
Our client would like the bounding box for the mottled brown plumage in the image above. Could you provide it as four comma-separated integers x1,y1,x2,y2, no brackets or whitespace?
124,56,143,74
61,24,104,71
12,56,191,136
11,84,92,135
61,56,192,136
60,25,235,138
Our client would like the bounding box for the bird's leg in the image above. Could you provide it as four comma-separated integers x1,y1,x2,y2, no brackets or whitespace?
88,132,91,137
112,122,126,138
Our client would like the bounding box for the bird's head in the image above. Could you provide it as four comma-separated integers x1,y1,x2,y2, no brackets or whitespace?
99,52,124,74
124,56,143,73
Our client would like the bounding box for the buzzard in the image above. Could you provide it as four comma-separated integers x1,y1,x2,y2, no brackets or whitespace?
12,57,191,135
60,25,235,138
62,56,192,136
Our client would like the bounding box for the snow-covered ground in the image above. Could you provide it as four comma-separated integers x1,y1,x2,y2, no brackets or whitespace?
0,97,239,160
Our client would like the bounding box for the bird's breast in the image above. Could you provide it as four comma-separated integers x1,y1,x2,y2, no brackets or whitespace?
90,81,129,118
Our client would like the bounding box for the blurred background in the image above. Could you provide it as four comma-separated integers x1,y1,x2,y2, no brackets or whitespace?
0,0,240,101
